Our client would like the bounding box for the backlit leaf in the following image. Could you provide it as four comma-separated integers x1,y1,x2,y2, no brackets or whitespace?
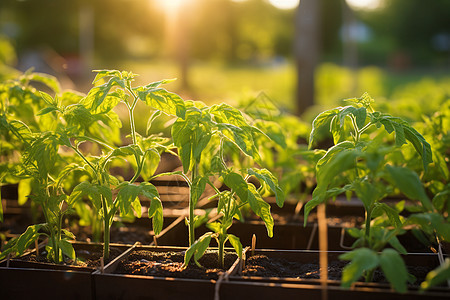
385,165,432,211
184,232,213,267
59,239,76,260
136,87,186,118
247,184,274,237
340,248,379,288
380,248,408,293
16,224,43,255
228,234,243,259
308,108,340,149
248,168,284,208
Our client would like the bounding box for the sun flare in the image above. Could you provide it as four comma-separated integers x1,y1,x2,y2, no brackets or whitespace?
268,0,300,10
156,0,185,15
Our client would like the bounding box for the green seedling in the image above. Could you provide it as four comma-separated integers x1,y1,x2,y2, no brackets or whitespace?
173,102,284,268
305,93,438,291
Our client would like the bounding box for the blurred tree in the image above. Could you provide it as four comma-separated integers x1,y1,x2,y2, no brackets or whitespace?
357,0,450,66
295,0,320,115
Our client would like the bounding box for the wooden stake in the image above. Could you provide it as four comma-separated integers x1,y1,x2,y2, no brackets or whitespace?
35,239,40,256
251,234,256,256
100,257,104,274
318,203,328,300
153,236,158,247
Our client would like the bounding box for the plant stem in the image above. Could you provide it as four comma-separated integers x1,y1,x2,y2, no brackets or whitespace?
365,269,375,283
188,163,198,246
101,195,110,259
218,234,225,269
364,207,372,247
128,102,137,146
72,146,96,173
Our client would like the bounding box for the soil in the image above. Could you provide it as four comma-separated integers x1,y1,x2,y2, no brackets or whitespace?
241,254,433,286
69,224,154,245
115,249,238,280
19,245,123,268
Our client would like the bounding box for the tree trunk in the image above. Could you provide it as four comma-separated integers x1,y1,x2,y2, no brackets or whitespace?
294,0,321,115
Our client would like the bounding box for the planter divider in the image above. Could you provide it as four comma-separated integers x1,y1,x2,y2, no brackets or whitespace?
93,244,243,300
219,248,449,299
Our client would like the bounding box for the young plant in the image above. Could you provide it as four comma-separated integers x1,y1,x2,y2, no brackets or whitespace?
62,70,185,259
305,93,435,291
173,102,284,267
0,129,77,263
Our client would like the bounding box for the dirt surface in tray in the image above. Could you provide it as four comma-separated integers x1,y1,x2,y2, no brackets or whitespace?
19,245,123,268
116,249,237,280
242,254,433,286
70,224,154,245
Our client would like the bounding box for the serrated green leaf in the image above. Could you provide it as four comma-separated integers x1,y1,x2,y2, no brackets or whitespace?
254,120,287,148
62,229,76,240
141,149,161,181
340,248,379,288
191,176,207,207
116,183,141,217
227,234,242,259
373,114,432,171
247,184,274,237
146,110,162,135
8,120,33,143
373,202,403,228
385,165,432,211
248,168,284,208
223,171,248,203
39,91,56,106
137,87,186,118
380,248,408,293
206,222,221,233
432,185,450,213
82,76,125,112
68,182,109,211
37,106,59,116
305,144,359,224
387,235,407,254
59,239,76,260
112,144,144,158
218,123,260,160
16,224,42,255
28,72,61,93
330,115,344,144
184,232,213,267
308,108,340,149
18,178,32,205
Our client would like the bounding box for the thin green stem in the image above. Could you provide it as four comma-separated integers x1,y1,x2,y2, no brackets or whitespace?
128,103,137,146
101,195,110,259
189,163,198,246
218,234,226,269
72,146,96,173
364,207,372,247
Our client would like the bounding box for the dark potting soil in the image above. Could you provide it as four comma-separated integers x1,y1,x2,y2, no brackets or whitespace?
115,249,238,280
70,224,154,245
19,245,123,268
242,254,433,286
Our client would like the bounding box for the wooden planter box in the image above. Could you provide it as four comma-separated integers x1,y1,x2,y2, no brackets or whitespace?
219,249,449,300
0,242,129,300
93,243,242,300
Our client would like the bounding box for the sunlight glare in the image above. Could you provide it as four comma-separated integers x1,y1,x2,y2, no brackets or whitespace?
268,0,300,10
346,0,383,10
156,0,184,15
